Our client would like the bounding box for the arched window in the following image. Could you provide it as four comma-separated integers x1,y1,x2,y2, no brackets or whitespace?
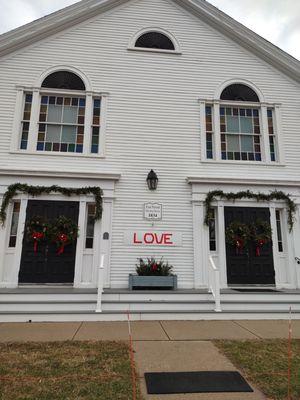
202,81,279,163
17,69,106,156
42,71,85,91
135,31,175,50
220,84,259,102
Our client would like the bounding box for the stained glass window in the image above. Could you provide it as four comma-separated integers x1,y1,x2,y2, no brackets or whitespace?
220,106,261,161
206,105,213,159
91,98,101,154
9,202,20,248
20,93,33,150
85,204,96,249
267,108,277,162
37,96,86,153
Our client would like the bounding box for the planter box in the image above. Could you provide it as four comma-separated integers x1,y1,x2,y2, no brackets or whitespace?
129,274,177,290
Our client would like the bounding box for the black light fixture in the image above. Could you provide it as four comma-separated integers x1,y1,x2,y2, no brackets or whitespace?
147,169,158,191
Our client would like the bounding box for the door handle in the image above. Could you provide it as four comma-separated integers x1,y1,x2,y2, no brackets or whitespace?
295,257,300,265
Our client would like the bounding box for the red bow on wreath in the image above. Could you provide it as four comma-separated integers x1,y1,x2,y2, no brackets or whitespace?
235,237,244,255
256,239,266,257
56,233,69,255
32,232,45,254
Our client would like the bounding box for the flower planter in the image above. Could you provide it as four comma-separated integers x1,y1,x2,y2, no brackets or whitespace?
129,274,177,290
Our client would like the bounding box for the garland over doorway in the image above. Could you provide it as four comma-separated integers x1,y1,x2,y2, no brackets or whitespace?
0,183,103,224
204,189,296,231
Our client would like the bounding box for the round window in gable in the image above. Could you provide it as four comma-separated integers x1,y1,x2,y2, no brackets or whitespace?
42,71,86,91
135,31,175,50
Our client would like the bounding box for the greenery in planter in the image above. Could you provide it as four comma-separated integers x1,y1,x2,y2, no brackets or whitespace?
0,183,103,225
136,257,173,276
204,189,296,231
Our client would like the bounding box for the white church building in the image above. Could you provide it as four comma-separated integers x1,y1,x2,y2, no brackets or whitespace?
0,0,300,321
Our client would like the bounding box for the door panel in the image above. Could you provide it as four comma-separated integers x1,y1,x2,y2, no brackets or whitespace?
224,207,275,285
19,200,79,284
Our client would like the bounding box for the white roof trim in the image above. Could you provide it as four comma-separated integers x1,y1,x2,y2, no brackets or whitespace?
0,0,299,83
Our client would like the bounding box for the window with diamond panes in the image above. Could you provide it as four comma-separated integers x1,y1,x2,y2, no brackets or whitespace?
267,108,276,161
37,96,86,153
91,98,101,154
9,202,20,248
206,105,213,159
220,107,261,161
20,93,33,150
85,204,96,249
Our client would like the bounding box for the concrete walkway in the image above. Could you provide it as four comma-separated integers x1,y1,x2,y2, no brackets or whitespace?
0,320,297,399
0,319,297,342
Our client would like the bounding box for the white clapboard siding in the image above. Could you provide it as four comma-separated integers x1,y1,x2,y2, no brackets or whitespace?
0,0,299,288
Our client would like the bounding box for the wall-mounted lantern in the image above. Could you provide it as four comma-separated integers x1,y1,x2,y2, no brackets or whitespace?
147,170,158,191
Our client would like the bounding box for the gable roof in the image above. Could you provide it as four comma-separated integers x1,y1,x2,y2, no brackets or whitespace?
0,0,299,83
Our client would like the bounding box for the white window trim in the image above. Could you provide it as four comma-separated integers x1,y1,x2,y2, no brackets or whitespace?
128,27,182,54
11,85,109,158
199,98,284,165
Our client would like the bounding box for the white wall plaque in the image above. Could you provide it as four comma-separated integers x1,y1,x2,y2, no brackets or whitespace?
124,231,182,246
144,203,162,220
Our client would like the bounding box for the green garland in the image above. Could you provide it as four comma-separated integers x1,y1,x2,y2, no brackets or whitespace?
204,190,296,232
0,183,103,225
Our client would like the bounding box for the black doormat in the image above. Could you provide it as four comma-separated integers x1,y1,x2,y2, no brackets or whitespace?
144,371,253,394
233,288,278,293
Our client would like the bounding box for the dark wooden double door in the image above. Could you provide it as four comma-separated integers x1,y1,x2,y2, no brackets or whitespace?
19,200,79,284
225,207,275,285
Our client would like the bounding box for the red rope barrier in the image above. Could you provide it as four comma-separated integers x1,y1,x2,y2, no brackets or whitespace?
127,310,137,400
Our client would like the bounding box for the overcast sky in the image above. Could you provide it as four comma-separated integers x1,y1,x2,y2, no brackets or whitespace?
0,0,299,60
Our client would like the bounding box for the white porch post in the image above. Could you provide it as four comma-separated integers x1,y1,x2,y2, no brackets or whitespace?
283,207,298,288
269,205,281,287
73,198,86,288
98,197,114,288
217,203,227,287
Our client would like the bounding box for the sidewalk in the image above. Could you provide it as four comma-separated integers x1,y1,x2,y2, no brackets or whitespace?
0,320,297,400
0,319,298,342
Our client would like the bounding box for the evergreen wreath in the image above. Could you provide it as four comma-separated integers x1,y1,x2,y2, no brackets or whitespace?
0,183,103,225
251,219,272,256
204,190,296,231
26,216,48,253
49,216,79,255
225,221,251,254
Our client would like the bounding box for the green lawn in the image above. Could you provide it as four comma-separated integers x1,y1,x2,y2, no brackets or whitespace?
216,339,300,400
0,341,142,400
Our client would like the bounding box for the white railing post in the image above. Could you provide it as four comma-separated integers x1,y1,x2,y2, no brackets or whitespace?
208,255,222,312
96,254,105,313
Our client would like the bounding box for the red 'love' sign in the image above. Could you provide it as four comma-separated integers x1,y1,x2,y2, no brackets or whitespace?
124,231,182,247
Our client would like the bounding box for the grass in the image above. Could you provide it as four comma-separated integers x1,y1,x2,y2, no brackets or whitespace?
0,341,142,400
215,339,300,400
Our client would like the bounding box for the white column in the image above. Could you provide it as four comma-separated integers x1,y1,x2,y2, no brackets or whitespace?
260,104,271,163
270,205,281,287
99,198,114,288
283,207,297,288
11,197,28,287
217,203,227,287
73,199,86,288
213,101,221,161
27,89,40,152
